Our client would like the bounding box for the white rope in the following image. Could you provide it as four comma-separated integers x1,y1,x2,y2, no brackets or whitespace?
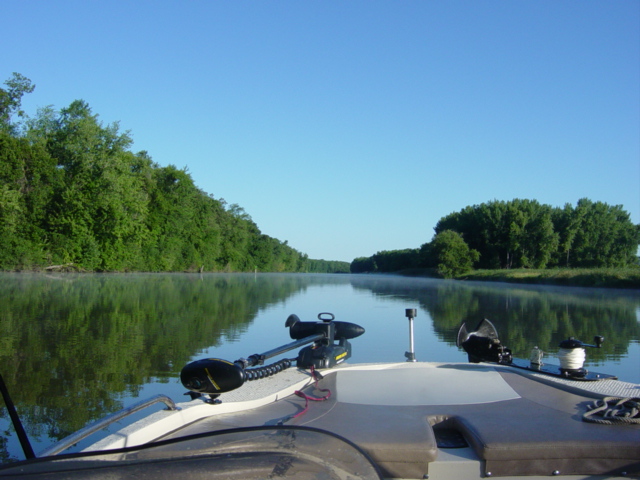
557,347,586,370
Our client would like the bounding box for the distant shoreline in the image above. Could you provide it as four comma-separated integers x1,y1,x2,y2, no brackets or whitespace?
398,267,640,290
2,268,639,290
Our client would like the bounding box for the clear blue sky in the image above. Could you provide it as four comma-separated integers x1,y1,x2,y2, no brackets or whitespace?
2,1,638,262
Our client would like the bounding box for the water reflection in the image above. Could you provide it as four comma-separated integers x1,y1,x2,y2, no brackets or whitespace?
0,273,316,461
0,273,638,463
349,276,640,364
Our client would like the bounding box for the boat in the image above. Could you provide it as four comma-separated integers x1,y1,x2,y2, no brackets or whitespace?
1,309,638,479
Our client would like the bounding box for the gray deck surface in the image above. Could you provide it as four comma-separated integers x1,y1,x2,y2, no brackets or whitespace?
165,363,640,479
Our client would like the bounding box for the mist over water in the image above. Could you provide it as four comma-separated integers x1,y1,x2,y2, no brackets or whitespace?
0,272,638,463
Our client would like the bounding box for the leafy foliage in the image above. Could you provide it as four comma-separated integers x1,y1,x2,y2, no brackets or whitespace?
435,199,559,269
551,199,639,267
306,259,350,273
351,198,638,274
0,73,35,135
425,230,480,278
436,199,637,269
0,74,349,273
350,249,419,273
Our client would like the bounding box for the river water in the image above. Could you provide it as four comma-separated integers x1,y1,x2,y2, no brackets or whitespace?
0,272,639,462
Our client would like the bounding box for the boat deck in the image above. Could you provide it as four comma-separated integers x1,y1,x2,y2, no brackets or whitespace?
162,362,640,479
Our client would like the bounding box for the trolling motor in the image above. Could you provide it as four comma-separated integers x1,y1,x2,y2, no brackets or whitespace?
180,313,364,401
456,319,615,381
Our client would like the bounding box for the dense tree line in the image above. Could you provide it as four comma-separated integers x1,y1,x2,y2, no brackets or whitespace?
351,249,419,274
306,259,350,273
0,73,350,272
351,199,639,277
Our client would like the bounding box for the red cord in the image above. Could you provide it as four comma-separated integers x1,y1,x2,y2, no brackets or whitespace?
292,365,331,418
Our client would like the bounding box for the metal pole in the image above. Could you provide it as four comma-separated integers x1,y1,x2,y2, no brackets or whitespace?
405,308,417,362
0,372,35,459
40,394,177,456
243,333,325,367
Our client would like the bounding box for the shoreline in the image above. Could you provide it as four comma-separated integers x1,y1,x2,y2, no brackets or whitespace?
398,267,640,290
2,268,639,290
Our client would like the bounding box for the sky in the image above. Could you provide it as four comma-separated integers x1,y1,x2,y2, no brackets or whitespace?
2,1,639,262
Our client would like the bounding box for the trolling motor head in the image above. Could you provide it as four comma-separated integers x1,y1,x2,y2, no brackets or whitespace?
180,358,246,396
288,313,365,369
180,313,365,399
457,319,512,364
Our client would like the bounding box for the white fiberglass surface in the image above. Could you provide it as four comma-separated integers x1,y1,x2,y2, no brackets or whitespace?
336,364,520,406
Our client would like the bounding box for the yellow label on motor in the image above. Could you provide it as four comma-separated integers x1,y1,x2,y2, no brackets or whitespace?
335,352,347,361
204,367,221,391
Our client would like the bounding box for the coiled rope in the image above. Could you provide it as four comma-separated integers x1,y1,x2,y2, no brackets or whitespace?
557,347,586,371
583,397,640,425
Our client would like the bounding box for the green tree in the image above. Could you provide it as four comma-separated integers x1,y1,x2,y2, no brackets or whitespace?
216,203,256,271
350,256,377,273
374,249,419,272
503,199,558,268
555,199,639,267
307,259,350,273
436,201,506,268
43,100,145,269
0,73,322,273
436,199,558,269
551,202,584,267
0,72,35,134
0,132,59,268
426,230,480,278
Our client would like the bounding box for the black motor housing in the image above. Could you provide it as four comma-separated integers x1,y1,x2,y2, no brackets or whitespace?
297,339,352,369
287,313,363,369
286,314,365,341
180,358,245,394
457,319,512,364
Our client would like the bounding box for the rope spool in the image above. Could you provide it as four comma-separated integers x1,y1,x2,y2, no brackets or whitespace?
557,347,586,371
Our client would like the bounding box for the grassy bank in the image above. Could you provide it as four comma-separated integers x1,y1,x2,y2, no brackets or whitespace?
455,268,640,289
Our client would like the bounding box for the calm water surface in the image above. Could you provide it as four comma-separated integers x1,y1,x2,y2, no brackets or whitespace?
1,272,639,462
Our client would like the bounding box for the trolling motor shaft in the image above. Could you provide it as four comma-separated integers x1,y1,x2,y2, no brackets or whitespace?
180,313,365,398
